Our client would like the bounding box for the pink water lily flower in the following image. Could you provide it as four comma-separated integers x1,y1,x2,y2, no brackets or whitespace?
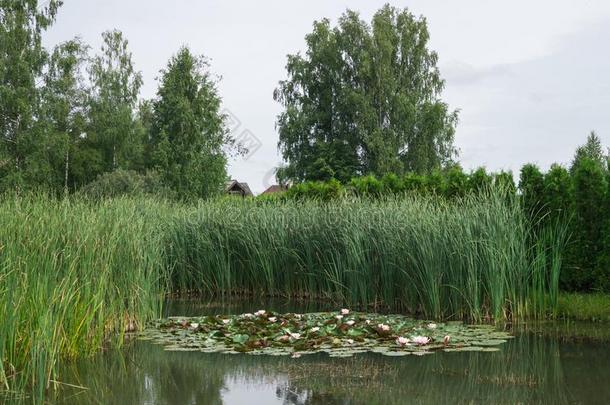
340,309,350,315
444,335,451,345
396,336,410,346
222,319,230,325
268,317,277,323
412,336,430,345
377,323,390,332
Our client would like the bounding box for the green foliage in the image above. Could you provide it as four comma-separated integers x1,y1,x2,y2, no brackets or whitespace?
0,0,61,192
87,30,143,173
148,47,229,200
570,158,607,290
78,169,173,200
519,164,546,227
275,5,458,183
280,169,515,201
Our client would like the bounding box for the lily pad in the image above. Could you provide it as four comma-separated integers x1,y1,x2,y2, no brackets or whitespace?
140,311,512,358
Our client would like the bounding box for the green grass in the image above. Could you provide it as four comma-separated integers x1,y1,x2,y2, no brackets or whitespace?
556,293,610,322
0,190,570,400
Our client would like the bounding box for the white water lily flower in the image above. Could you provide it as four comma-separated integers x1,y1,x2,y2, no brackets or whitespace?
396,336,410,346
222,319,230,325
365,320,371,325
189,323,199,329
427,323,437,329
310,327,320,333
268,317,277,323
290,333,301,339
346,320,355,326
412,336,430,345
243,313,254,319
255,310,266,317
377,323,390,332
444,335,451,345
340,308,350,315
291,353,301,359
294,314,302,320
345,339,354,345
335,315,343,320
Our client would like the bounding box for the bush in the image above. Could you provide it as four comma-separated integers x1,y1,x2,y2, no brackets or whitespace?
79,169,173,199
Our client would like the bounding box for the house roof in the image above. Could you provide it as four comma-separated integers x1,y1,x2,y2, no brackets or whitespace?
225,180,253,196
261,185,288,195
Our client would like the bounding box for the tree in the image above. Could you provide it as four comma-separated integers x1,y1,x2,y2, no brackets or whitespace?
39,38,89,194
571,158,607,290
148,47,230,200
274,5,458,183
543,164,572,222
570,131,607,174
519,164,546,227
87,30,143,175
0,0,62,192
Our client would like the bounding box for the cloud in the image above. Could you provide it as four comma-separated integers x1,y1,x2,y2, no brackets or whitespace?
442,61,512,86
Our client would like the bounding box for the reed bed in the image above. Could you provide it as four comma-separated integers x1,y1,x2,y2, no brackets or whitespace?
0,195,178,399
167,189,566,321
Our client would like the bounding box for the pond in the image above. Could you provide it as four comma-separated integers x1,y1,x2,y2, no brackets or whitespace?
53,300,610,405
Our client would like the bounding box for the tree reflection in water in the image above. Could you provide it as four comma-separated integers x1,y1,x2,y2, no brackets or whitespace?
52,331,610,405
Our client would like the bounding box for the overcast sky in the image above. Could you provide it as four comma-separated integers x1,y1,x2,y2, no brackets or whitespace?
44,1,610,193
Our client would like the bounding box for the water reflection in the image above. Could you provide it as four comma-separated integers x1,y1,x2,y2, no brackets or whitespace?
51,302,610,404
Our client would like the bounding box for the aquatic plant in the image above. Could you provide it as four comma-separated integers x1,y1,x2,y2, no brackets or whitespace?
167,188,567,321
141,311,512,357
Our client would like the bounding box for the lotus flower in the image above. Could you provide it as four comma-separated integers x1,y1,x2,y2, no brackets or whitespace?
412,336,430,345
290,333,301,339
396,336,410,346
427,323,437,329
189,323,199,329
340,309,350,315
268,317,277,323
310,327,320,333
443,335,451,345
255,310,266,317
377,323,390,332
335,315,344,320
346,320,355,326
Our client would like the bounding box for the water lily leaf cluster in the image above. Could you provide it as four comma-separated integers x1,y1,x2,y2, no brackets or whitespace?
140,310,512,358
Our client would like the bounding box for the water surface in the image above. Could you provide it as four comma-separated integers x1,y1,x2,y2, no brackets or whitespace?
54,300,610,404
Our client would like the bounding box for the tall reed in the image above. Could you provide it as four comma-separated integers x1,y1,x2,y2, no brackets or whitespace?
167,188,567,321
0,195,176,399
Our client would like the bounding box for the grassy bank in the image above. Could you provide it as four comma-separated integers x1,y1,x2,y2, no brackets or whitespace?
556,293,610,322
0,190,569,399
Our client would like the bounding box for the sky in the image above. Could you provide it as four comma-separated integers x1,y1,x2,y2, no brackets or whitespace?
44,0,610,193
